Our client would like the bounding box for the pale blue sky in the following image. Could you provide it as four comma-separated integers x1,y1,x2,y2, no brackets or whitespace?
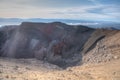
0,0,120,22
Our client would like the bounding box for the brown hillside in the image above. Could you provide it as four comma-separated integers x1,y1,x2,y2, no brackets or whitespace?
82,29,120,63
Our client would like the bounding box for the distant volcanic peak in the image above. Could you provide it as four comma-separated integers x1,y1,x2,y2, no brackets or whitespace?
20,21,94,29
20,22,72,33
19,22,67,37
20,22,65,29
50,22,69,26
21,22,67,26
21,22,46,26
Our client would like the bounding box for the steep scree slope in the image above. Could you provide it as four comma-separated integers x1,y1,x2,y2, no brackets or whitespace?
82,29,120,63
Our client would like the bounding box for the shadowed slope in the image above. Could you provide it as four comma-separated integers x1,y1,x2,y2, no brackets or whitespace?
0,22,94,68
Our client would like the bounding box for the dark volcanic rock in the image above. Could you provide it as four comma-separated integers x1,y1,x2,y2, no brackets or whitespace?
0,26,17,56
0,22,120,68
0,22,94,68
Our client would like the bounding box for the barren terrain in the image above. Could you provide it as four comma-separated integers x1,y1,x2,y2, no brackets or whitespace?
0,58,120,80
0,22,120,80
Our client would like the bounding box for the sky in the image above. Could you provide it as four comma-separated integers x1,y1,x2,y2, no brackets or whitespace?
0,0,120,22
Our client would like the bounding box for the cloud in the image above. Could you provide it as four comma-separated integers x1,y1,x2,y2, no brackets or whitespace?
100,0,120,5
0,0,120,22
87,5,120,19
49,5,119,20
0,0,94,8
89,0,120,5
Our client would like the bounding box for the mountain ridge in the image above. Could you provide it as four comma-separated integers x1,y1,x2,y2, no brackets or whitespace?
0,22,119,68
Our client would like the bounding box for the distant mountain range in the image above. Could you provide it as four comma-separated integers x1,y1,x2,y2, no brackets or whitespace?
0,18,120,29
0,18,103,24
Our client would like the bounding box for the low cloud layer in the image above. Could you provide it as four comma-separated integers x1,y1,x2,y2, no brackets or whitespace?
0,0,120,22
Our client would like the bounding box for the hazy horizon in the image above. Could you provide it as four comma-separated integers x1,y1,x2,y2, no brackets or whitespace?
0,0,120,22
